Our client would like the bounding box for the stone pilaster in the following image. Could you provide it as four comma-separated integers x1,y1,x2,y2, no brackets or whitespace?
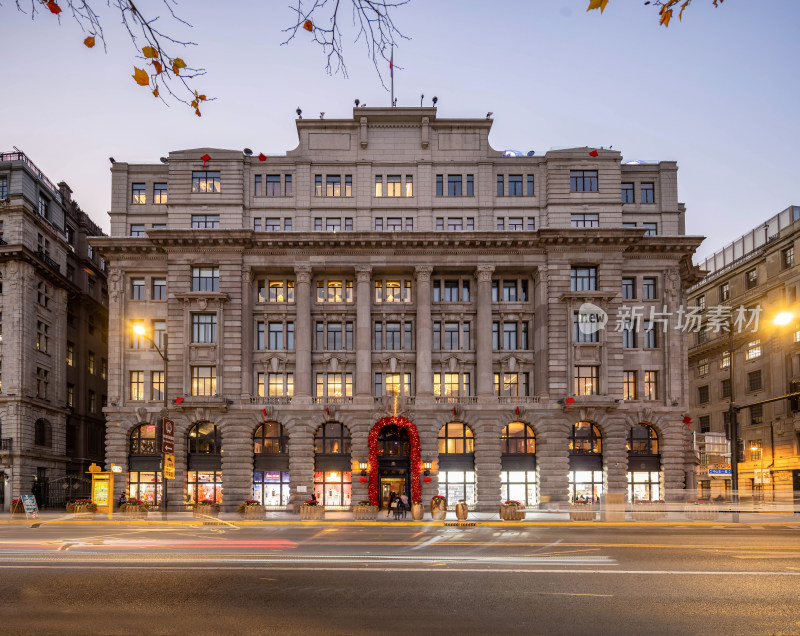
475,265,495,398
287,423,314,511
220,414,256,512
602,418,629,497
473,416,502,512
355,265,373,398
536,416,570,504
294,265,313,399
415,265,434,399
660,418,688,500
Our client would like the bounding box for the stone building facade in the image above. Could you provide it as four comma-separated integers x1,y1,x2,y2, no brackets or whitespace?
95,108,701,512
689,205,800,502
0,151,108,510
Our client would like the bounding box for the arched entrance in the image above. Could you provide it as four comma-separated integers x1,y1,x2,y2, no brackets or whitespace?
368,416,421,507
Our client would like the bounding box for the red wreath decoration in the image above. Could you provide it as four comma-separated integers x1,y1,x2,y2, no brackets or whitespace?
367,416,422,506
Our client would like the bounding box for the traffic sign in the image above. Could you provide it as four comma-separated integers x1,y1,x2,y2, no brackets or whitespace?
708,468,732,476
164,453,175,479
163,418,175,454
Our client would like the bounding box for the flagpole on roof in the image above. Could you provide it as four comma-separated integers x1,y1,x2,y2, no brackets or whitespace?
390,45,394,107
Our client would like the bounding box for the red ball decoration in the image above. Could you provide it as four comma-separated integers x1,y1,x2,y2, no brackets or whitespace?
423,476,432,484
359,476,368,484
367,416,422,506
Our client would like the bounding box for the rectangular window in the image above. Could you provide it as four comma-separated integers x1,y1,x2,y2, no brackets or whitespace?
315,175,322,197
191,171,221,193
494,373,527,397
622,277,635,300
327,218,342,232
191,214,220,229
508,175,523,196
574,366,598,396
436,175,443,197
192,267,219,292
386,175,401,197
38,196,48,218
268,322,284,350
508,217,523,231
448,218,463,231
130,371,144,401
746,268,758,289
345,175,353,197
448,175,462,197
66,342,74,366
623,371,637,400
151,371,165,401
574,313,600,344
497,218,505,231
130,224,146,237
750,404,763,426
527,217,535,230
433,322,441,351
131,278,145,300
719,282,730,302
497,175,504,196
643,371,658,401
642,277,657,299
375,218,383,232
721,378,731,398
526,174,534,196
327,322,342,351
192,314,217,343
643,321,658,349
326,175,342,197
444,322,460,350
782,246,794,269
374,175,383,197
699,415,710,433
191,366,217,396
434,372,470,399
698,385,709,404
152,278,166,300
570,170,598,192
149,182,167,204
570,266,597,292
36,321,49,353
746,340,761,360
131,183,146,204
641,182,655,203
643,223,658,236
254,175,262,197
67,383,74,407
152,320,166,350
622,320,636,348
750,439,762,461
747,370,763,392
285,175,293,196
698,357,709,376
435,217,444,231
386,218,402,231
571,213,599,228
503,322,518,349
466,175,474,196
0,178,7,200
621,183,634,203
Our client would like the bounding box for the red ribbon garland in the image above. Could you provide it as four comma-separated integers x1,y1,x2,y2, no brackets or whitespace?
367,416,422,505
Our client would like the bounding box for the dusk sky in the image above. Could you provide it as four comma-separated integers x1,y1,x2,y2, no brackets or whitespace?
2,0,798,261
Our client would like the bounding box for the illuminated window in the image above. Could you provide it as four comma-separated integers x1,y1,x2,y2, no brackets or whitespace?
191,171,220,193
191,366,217,396
623,371,637,400
131,183,146,204
438,422,474,454
129,371,144,401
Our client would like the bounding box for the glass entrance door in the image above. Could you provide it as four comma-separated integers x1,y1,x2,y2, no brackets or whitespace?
380,478,405,509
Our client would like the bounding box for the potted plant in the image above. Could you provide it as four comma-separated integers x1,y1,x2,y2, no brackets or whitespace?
455,499,469,521
631,499,668,521
192,501,220,518
67,499,98,518
353,500,379,521
9,499,24,518
684,499,719,521
299,499,325,520
411,499,424,521
569,499,596,522
120,500,149,520
237,500,265,519
430,495,447,521
499,500,526,521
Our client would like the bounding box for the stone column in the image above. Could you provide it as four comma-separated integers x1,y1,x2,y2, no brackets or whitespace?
287,422,315,512
220,415,255,513
603,420,629,498
294,265,313,400
475,265,495,399
661,418,688,500
415,266,434,400
355,265,373,400
473,416,502,511
536,416,570,505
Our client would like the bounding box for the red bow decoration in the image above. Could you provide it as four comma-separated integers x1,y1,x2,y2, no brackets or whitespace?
589,149,599,157
174,397,184,404
565,397,575,405
258,153,267,162
683,416,692,430
262,408,268,420
201,153,211,166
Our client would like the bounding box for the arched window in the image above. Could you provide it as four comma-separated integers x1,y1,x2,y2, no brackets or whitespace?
627,424,658,455
377,425,410,457
34,419,51,447
314,422,351,454
501,421,535,454
130,423,159,454
254,422,286,454
188,422,220,454
501,421,537,506
438,422,474,454
569,421,602,454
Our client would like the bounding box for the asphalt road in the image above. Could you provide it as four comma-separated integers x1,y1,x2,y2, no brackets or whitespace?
1,522,799,635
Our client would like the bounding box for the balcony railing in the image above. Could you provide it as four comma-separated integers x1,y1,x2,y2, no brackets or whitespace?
312,397,354,404
249,396,292,405
0,151,61,199
497,396,541,404
35,250,60,274
374,396,416,406
434,396,478,404
0,438,12,451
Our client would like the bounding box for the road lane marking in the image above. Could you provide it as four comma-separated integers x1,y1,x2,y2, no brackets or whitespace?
542,593,613,597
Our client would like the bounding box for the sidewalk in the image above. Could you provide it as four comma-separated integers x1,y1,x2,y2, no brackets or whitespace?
2,507,798,526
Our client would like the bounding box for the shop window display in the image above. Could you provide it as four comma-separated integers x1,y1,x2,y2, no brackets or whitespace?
187,470,223,504
627,471,661,502
568,470,604,503
500,471,537,506
128,471,162,506
437,470,476,507
314,471,352,508
254,471,290,507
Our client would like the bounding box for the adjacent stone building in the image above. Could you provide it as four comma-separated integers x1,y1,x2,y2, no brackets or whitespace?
0,151,108,510
689,205,800,502
95,107,701,513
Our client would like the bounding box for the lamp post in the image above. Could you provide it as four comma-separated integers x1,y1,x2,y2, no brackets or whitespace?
133,324,169,520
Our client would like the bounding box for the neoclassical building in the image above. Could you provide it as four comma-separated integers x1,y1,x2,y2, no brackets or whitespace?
94,107,702,512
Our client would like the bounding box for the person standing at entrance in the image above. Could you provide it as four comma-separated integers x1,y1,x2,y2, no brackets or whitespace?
387,491,397,516
400,493,409,519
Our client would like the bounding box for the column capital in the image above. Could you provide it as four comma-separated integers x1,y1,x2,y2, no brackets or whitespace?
475,265,495,282
414,265,434,282
355,264,372,283
294,264,313,284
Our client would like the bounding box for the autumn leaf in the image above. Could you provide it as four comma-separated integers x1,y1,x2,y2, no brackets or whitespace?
153,86,159,98
132,67,149,86
84,36,95,48
142,46,159,58
191,99,198,109
586,0,609,12
46,1,62,15
660,8,673,26
153,60,163,74
303,19,313,31
172,58,187,75
195,109,202,117
198,95,207,101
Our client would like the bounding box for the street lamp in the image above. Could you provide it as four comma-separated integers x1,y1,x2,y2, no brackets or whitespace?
132,323,169,520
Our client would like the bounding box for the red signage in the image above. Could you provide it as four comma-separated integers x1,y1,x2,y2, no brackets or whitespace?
163,418,175,455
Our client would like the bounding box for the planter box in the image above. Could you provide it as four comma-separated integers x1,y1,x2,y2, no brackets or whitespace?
631,503,667,521
121,510,148,520
411,503,424,520
193,505,220,518
500,505,526,521
569,507,596,522
430,498,447,521
454,503,469,520
239,506,265,520
299,506,325,520
353,506,378,520
684,505,719,521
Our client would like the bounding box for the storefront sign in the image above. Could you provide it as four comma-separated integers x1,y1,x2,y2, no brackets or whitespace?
163,418,175,454
708,468,732,476
754,469,771,485
163,454,175,480
21,494,39,519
